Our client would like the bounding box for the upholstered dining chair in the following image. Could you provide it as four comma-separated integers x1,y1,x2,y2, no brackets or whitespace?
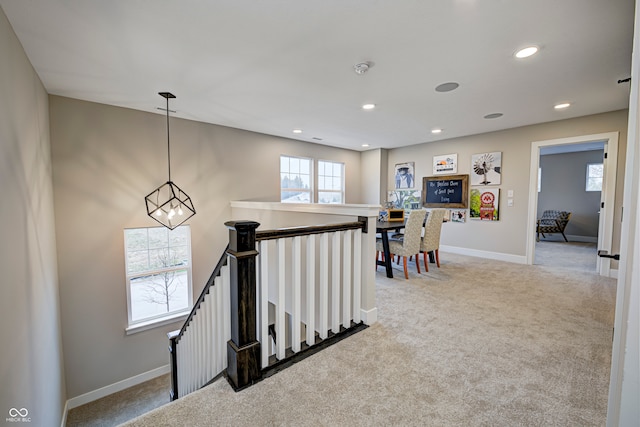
536,210,571,242
420,208,446,272
376,209,427,279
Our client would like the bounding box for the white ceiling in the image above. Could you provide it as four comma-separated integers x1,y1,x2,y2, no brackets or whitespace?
1,0,635,151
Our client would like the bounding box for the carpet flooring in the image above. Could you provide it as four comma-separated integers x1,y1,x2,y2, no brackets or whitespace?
105,242,615,426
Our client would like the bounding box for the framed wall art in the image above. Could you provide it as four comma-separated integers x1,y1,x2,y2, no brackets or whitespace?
471,152,502,186
394,162,415,189
470,187,500,221
433,153,458,175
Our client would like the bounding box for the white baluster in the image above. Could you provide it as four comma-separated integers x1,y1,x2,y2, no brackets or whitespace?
222,262,231,369
343,230,352,328
306,234,316,345
259,241,269,368
353,229,362,324
331,231,341,333
292,236,301,352
319,233,329,339
276,238,286,359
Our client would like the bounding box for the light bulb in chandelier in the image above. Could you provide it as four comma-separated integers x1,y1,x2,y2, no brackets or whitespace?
178,205,184,216
168,208,176,219
155,209,163,217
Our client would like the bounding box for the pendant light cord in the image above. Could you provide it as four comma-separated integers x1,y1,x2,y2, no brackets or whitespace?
166,95,171,182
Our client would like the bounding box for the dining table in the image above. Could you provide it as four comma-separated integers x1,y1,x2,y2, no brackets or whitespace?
376,220,406,278
376,214,440,278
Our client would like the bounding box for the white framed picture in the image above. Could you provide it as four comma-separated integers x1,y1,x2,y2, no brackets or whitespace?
471,152,502,186
450,209,467,223
394,162,415,189
433,154,457,175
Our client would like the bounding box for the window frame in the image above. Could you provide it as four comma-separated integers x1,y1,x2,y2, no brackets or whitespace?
123,225,193,334
280,155,314,203
585,162,604,192
317,159,345,204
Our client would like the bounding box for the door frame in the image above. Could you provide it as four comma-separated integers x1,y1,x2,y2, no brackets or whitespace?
526,131,619,276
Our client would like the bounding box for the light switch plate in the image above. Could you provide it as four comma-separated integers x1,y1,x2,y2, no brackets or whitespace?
507,198,514,207
507,190,514,197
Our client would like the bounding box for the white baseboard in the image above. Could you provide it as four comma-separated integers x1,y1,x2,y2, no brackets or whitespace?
610,268,619,279
440,245,527,264
361,307,378,325
66,364,170,410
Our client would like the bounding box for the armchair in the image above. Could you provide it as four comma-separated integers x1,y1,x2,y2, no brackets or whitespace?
536,210,571,242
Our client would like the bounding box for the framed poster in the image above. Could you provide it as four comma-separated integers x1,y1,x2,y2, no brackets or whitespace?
388,190,422,210
394,162,415,189
470,188,500,221
433,154,458,175
422,174,469,208
450,209,467,223
471,152,502,186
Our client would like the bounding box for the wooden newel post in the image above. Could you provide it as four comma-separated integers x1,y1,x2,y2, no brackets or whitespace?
224,220,262,391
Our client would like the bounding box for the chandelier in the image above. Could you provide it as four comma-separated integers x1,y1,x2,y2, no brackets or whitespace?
144,92,196,229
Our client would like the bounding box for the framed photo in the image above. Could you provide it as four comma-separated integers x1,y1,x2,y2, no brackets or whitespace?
470,188,500,221
388,190,422,210
394,162,415,189
471,152,502,186
450,209,467,223
433,154,458,175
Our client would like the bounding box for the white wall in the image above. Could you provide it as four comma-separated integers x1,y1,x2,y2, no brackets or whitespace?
386,110,628,259
48,95,363,398
0,6,66,426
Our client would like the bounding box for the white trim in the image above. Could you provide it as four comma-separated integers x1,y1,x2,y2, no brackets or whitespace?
60,401,68,427
360,307,378,325
440,245,527,264
66,365,170,409
125,312,188,335
230,200,381,217
527,131,618,277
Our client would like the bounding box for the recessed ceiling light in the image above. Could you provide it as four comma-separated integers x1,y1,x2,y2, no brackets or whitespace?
293,129,303,134
362,103,376,110
554,103,571,110
515,46,539,58
431,128,443,134
435,82,459,93
484,113,504,119
361,144,370,147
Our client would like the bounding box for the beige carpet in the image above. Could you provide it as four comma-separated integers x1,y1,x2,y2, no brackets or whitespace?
119,247,615,427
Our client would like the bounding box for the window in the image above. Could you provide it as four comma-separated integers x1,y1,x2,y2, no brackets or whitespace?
124,226,192,333
317,160,344,203
280,155,312,203
586,163,603,191
538,167,542,192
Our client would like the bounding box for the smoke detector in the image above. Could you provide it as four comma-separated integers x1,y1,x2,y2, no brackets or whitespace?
354,62,372,75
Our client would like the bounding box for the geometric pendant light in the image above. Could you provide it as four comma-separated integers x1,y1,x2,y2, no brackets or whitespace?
145,92,196,230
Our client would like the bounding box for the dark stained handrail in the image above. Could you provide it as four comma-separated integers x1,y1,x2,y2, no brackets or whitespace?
174,244,230,344
256,217,367,241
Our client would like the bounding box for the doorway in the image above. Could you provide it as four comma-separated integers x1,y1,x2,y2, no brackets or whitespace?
526,132,619,276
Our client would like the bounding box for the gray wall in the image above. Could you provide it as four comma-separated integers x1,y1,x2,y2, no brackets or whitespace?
0,7,66,426
386,110,628,258
48,95,363,398
538,150,604,239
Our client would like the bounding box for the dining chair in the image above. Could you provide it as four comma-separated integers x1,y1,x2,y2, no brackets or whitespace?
376,209,427,279
420,208,446,272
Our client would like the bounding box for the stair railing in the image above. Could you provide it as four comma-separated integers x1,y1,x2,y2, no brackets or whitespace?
169,217,369,398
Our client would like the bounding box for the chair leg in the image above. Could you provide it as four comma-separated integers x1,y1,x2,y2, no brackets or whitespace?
402,256,409,279
375,251,379,271
415,253,421,274
422,252,429,272
435,249,440,268
561,232,568,242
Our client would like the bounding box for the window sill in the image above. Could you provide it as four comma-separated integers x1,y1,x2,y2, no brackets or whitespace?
125,312,188,335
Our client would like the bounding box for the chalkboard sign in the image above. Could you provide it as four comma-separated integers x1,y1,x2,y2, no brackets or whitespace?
422,174,469,208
